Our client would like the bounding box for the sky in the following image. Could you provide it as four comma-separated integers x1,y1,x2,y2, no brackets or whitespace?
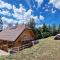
0,0,60,29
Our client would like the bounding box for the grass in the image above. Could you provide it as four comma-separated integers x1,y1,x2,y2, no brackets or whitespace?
1,36,60,60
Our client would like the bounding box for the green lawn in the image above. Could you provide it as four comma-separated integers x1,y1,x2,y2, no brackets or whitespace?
1,36,60,60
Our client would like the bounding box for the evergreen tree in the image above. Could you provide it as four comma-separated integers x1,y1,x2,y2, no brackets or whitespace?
28,18,35,29
52,24,58,36
41,24,52,38
26,18,36,32
36,28,43,39
0,16,3,31
47,25,52,36
42,23,48,32
26,18,36,39
58,25,60,33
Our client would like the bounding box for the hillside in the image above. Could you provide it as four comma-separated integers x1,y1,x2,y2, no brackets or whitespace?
1,36,60,60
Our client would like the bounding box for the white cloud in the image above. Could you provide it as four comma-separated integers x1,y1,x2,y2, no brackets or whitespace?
23,9,32,20
0,0,12,17
39,15,44,20
0,0,44,29
49,0,60,9
31,16,39,22
2,17,17,29
13,5,18,13
3,24,8,29
13,5,32,21
0,3,34,29
35,24,43,28
13,4,26,14
1,3,44,29
13,13,23,20
45,9,49,11
42,7,45,9
2,17,17,24
0,10,11,16
51,8,56,13
2,17,12,23
31,15,44,27
35,0,43,7
0,0,12,9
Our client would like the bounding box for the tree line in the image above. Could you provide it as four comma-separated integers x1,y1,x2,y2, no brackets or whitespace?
0,17,60,40
26,18,60,40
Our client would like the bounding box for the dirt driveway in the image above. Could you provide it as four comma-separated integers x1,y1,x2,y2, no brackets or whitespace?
0,50,10,56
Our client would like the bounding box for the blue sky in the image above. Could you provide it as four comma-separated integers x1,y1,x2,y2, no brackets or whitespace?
0,0,60,29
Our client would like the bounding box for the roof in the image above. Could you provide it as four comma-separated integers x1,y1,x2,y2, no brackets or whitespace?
0,25,31,42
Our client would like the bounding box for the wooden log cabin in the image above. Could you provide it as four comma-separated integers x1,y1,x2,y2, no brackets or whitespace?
0,25,35,51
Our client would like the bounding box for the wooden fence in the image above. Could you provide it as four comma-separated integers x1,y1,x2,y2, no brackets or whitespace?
9,42,32,54
9,40,39,54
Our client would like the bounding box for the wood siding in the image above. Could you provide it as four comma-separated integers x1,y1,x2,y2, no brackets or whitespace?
15,29,34,47
0,29,34,51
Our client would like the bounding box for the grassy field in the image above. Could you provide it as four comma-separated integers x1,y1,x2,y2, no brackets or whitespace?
1,36,60,60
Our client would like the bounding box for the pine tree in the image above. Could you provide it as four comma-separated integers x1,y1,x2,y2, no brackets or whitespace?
0,16,3,31
26,18,36,32
52,24,58,36
41,24,52,38
36,28,43,39
47,25,52,36
58,25,60,33
42,23,48,32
